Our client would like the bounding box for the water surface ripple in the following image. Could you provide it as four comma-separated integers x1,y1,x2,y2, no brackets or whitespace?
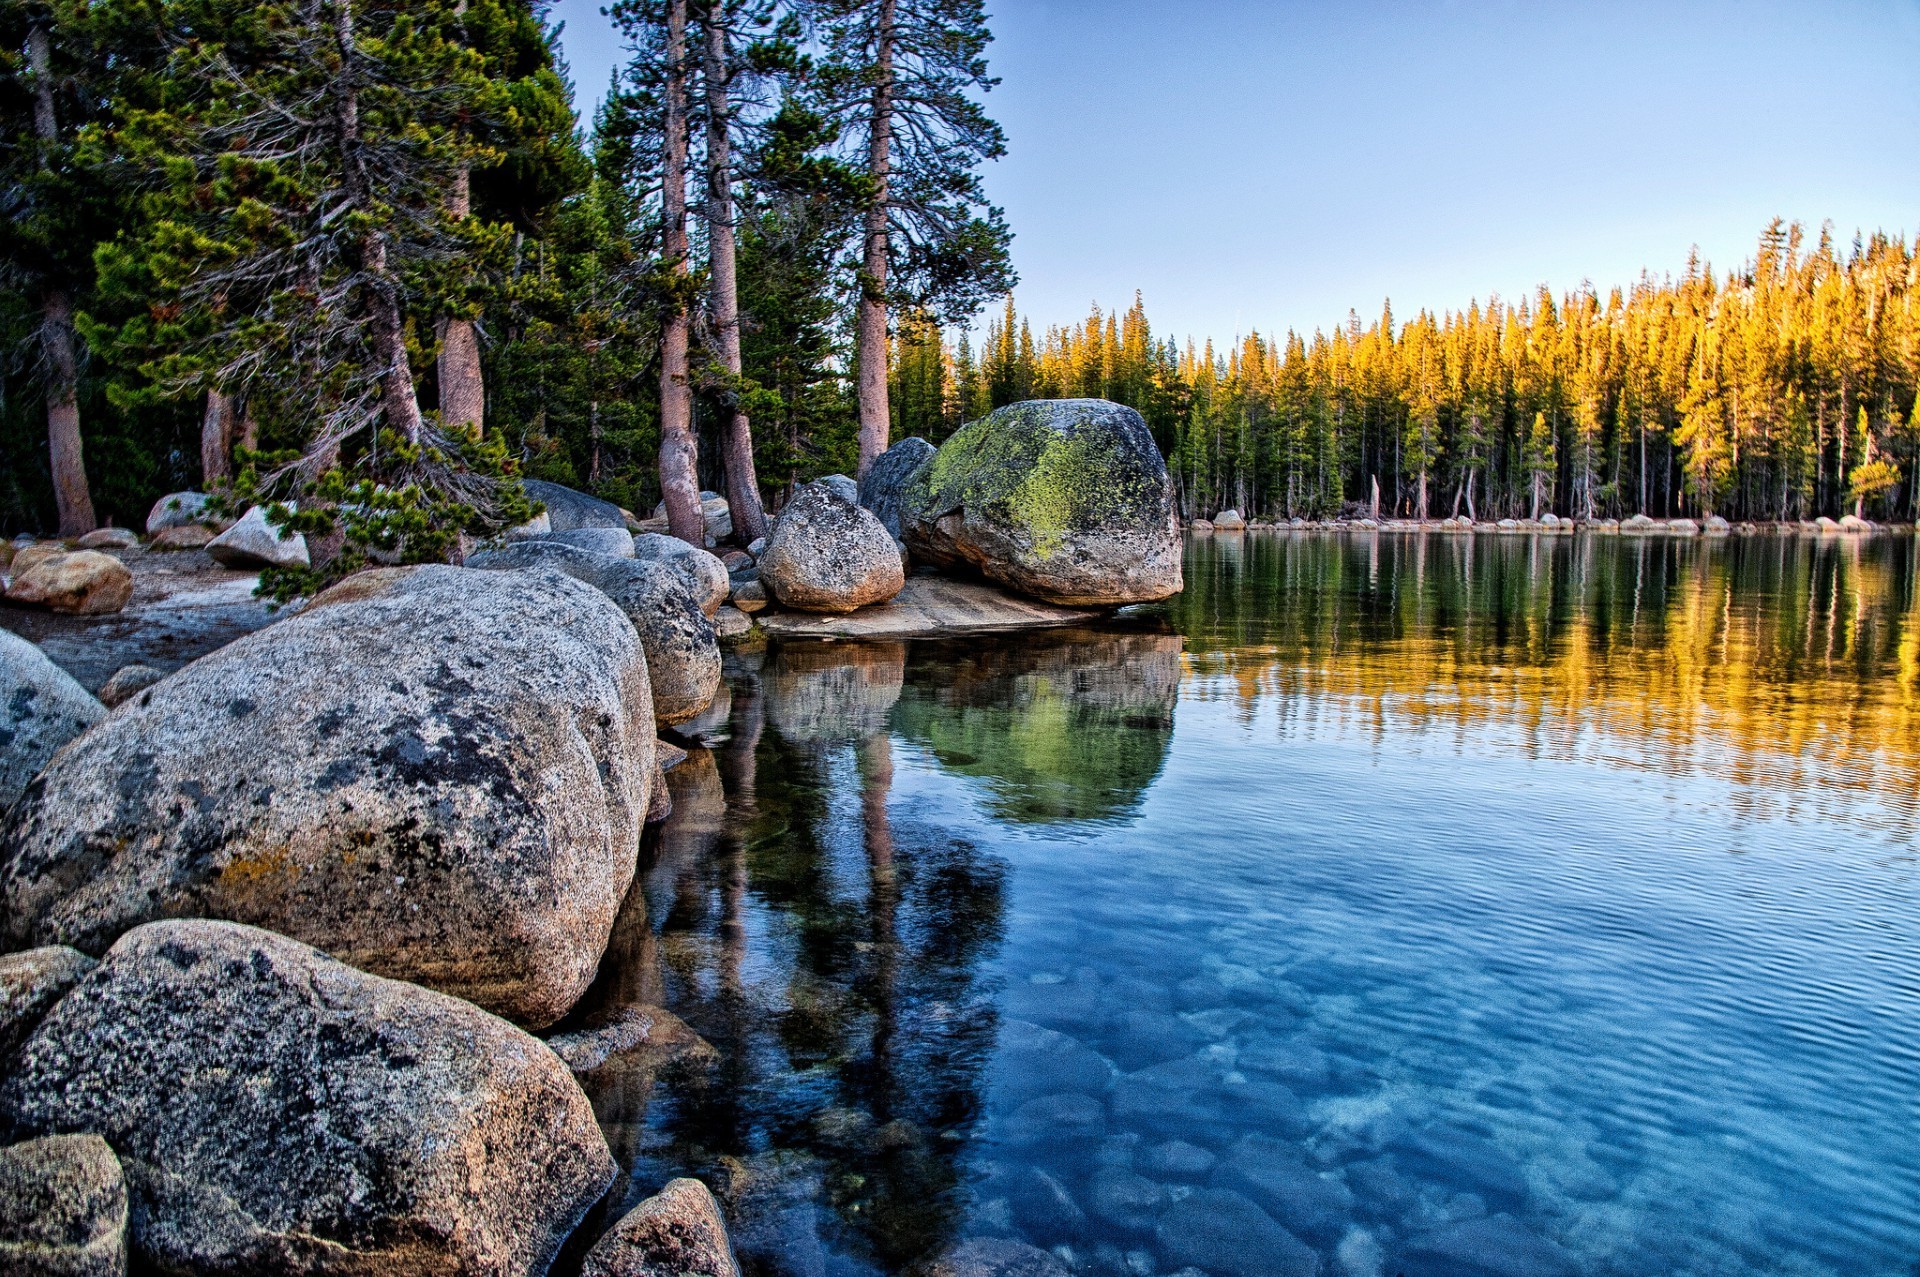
598,531,1920,1277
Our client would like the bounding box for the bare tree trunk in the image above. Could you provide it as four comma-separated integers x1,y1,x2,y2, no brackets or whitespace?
201,390,237,486
333,0,423,446
1417,469,1428,521
854,0,896,479
703,2,768,544
1368,474,1380,521
657,0,702,545
437,166,484,435
28,20,95,536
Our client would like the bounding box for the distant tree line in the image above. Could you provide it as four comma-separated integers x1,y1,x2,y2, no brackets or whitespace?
892,221,1920,523
0,0,1012,555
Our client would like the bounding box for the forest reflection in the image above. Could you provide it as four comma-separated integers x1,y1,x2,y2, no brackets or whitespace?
1176,530,1920,836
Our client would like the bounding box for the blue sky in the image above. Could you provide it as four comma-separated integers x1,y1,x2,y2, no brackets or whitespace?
547,0,1920,344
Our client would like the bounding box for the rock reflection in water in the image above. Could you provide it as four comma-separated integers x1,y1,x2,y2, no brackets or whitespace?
891,628,1182,825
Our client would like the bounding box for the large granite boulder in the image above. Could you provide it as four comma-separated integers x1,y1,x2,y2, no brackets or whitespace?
0,945,95,1063
468,541,720,726
0,1133,126,1277
0,919,614,1276
858,437,937,540
524,478,629,532
206,504,310,569
651,491,733,542
758,484,904,614
0,564,654,1029
0,630,105,811
522,526,636,558
144,491,215,536
4,551,134,615
900,399,1182,605
582,1177,740,1277
633,533,730,616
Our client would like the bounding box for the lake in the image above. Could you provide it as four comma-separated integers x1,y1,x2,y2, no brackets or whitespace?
578,530,1920,1277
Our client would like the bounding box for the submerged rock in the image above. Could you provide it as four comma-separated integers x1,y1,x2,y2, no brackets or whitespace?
0,945,95,1063
859,437,937,540
468,540,720,726
1,919,613,1277
0,1133,126,1277
5,551,133,615
1396,1214,1577,1277
920,1238,1072,1277
1152,1188,1317,1277
583,1177,740,1277
1211,1134,1353,1241
901,399,1182,605
0,630,105,811
993,1019,1115,1108
0,564,654,1028
758,484,904,614
525,478,630,531
206,505,309,569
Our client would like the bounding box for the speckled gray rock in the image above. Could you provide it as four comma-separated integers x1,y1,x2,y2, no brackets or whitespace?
858,438,936,540
143,491,214,536
813,473,859,504
520,526,637,558
650,492,733,543
0,1134,126,1277
206,504,309,569
581,1177,740,1277
0,629,104,811
758,485,904,614
467,541,720,726
95,664,163,709
0,920,613,1277
632,534,730,616
0,564,654,1028
524,479,629,531
0,945,94,1063
712,606,752,641
901,399,1181,606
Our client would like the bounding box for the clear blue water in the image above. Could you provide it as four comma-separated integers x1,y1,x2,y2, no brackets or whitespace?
577,531,1920,1277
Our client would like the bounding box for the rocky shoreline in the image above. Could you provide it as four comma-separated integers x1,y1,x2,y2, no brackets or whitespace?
0,400,1185,1277
1186,510,1908,536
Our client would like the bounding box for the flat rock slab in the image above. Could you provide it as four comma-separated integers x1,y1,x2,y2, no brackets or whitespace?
756,575,1099,640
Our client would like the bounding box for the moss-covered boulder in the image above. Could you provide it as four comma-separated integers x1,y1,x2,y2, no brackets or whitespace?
900,399,1181,605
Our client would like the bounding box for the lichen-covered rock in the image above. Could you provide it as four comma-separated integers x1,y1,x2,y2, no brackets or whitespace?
633,533,730,616
206,505,309,569
144,491,214,536
74,527,137,551
901,399,1181,606
5,551,134,615
516,526,636,558
858,437,936,540
0,630,104,811
0,919,614,1277
95,664,163,708
758,485,904,614
0,564,654,1028
0,1133,126,1277
467,541,720,726
583,1178,740,1277
0,946,95,1064
524,478,629,532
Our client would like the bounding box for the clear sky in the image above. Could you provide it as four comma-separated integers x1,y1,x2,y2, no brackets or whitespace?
547,0,1920,344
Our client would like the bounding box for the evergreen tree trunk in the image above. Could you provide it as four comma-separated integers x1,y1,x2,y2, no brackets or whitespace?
703,2,767,545
854,0,895,479
42,289,95,536
657,0,702,545
201,390,237,486
437,166,485,434
332,0,424,446
28,19,94,536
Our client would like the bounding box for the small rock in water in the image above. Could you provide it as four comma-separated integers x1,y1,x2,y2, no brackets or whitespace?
1105,1008,1209,1071
1085,1167,1170,1234
1140,1139,1216,1180
1009,1166,1088,1243
921,1237,1072,1277
1110,1055,1226,1134
1211,1134,1354,1241
1000,1092,1105,1146
994,1019,1116,1108
581,1177,740,1277
0,1132,126,1277
1335,1227,1386,1277
1153,1188,1317,1277
96,663,163,708
1395,1214,1577,1277
1386,1126,1530,1210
